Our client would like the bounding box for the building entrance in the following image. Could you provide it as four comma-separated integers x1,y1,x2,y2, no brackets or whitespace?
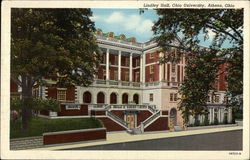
126,114,136,129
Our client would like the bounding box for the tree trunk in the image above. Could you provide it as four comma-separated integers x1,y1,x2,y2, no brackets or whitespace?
21,76,33,131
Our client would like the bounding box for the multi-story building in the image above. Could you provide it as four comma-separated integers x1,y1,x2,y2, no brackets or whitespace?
11,30,233,133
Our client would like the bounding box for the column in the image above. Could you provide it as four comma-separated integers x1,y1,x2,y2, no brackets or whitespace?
142,53,145,83
212,108,215,123
140,54,143,82
106,49,110,80
129,53,133,82
228,107,232,123
159,52,163,82
218,108,221,123
209,108,212,123
118,51,121,81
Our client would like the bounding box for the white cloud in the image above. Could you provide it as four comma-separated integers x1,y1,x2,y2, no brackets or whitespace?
92,11,154,42
105,12,124,23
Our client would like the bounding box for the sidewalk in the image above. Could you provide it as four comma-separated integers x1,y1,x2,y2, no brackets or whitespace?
33,125,242,150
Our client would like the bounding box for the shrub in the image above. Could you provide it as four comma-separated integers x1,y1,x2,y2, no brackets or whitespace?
10,116,103,138
214,116,219,125
204,114,209,126
223,114,228,124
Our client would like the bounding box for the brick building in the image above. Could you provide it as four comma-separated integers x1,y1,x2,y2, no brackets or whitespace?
11,30,232,133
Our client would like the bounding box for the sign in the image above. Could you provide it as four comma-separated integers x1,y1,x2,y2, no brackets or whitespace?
65,104,81,110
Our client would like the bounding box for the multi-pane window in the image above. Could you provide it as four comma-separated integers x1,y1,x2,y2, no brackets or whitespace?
223,96,228,103
170,93,174,101
125,71,129,81
102,54,106,64
149,93,153,101
135,58,140,66
149,77,154,82
214,95,220,103
135,72,140,82
150,65,154,74
171,64,176,73
170,93,178,102
114,70,118,81
57,89,66,101
150,52,154,59
207,96,211,102
103,69,106,80
125,58,129,66
114,56,118,65
171,77,175,82
174,93,178,101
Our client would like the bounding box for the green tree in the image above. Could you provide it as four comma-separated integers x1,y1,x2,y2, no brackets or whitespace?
152,9,243,125
11,8,101,130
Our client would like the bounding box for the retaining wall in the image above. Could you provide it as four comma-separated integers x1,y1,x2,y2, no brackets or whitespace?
43,128,106,145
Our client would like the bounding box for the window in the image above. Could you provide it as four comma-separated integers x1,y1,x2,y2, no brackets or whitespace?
136,59,140,66
223,96,228,103
215,95,220,103
149,93,153,101
57,89,66,101
171,77,175,82
125,57,129,66
207,96,211,102
170,93,174,101
114,56,118,65
150,65,154,74
114,70,118,81
149,77,154,82
103,69,106,80
102,54,106,64
170,93,178,102
150,52,154,59
174,93,178,101
171,64,176,73
125,71,129,81
214,78,219,90
135,72,140,82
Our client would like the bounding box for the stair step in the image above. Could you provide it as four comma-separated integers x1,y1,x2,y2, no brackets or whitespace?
174,126,183,131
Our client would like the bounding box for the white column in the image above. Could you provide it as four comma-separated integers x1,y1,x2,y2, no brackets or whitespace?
106,49,110,80
209,108,212,123
142,53,145,83
218,108,221,123
140,55,143,82
118,51,121,81
212,108,215,123
129,53,133,82
228,107,232,123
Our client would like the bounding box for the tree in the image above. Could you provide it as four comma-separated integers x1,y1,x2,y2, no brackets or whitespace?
152,9,243,125
11,9,101,130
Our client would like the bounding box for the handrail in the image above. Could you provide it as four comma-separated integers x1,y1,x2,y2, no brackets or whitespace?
142,110,161,127
106,111,128,128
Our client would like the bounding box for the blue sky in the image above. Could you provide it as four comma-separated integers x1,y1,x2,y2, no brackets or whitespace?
91,9,232,48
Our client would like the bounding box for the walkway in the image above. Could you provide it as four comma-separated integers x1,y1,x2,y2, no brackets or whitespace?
33,125,242,150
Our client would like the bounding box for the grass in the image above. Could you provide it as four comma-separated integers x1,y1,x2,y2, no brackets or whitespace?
10,116,103,139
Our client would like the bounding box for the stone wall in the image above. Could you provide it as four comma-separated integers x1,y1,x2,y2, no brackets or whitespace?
10,136,43,150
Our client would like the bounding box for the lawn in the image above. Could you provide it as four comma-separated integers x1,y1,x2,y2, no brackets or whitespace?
10,116,103,139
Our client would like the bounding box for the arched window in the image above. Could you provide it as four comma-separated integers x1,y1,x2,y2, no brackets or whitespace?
122,93,128,104
133,94,139,104
83,91,92,103
97,92,105,104
110,92,117,104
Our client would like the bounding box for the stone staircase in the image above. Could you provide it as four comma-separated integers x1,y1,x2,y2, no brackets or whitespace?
91,104,163,134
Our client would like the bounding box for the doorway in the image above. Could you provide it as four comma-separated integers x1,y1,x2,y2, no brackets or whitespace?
126,114,136,129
